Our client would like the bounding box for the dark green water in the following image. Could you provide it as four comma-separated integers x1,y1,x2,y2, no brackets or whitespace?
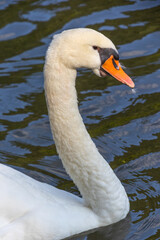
0,1,160,239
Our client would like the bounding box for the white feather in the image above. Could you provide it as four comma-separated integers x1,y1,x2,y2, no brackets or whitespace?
0,28,129,240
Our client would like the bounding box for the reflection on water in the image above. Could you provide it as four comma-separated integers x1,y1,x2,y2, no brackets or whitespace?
66,214,131,240
0,0,160,239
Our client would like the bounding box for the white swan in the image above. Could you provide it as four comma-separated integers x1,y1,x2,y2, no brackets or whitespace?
0,28,134,240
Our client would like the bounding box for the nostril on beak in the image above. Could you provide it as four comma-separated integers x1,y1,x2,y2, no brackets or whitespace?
112,58,119,70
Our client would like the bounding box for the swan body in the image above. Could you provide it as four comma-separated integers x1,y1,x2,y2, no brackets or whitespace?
0,28,134,240
0,164,99,240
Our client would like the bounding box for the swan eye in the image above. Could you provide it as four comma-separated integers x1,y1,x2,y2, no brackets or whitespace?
93,46,98,50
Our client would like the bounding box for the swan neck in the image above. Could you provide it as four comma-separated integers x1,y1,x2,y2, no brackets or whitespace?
44,55,129,222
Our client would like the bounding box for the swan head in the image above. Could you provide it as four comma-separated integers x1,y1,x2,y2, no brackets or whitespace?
48,28,134,88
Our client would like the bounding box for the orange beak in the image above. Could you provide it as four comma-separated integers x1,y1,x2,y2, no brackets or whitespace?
101,55,135,88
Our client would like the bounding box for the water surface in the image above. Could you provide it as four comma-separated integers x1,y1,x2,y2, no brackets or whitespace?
0,0,160,239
